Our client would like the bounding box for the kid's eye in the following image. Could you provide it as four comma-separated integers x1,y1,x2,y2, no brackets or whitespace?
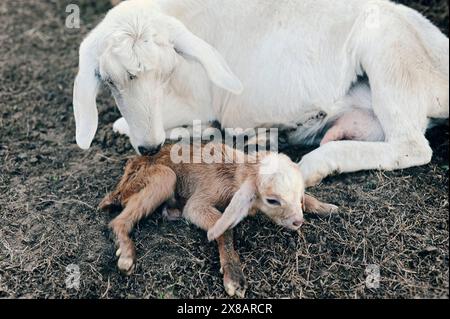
266,198,281,206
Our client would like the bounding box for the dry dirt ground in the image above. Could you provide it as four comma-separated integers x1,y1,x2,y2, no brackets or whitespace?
0,0,448,299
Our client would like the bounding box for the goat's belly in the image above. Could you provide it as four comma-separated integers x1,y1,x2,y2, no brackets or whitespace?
321,108,385,145
215,54,356,131
219,99,323,128
215,58,356,133
216,96,336,146
216,79,377,145
210,21,360,134
173,0,366,141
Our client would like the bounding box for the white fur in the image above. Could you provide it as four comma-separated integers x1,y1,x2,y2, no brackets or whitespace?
73,0,449,185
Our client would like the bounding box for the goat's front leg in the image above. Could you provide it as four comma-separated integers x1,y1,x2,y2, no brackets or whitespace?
113,117,130,137
216,231,246,298
108,166,176,275
299,136,433,187
183,199,247,298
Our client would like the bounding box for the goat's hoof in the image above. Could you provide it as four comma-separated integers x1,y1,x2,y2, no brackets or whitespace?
223,263,247,298
162,207,182,221
100,195,122,213
312,203,339,218
116,249,136,275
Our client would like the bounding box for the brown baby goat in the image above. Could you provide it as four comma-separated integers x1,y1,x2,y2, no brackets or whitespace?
100,143,337,297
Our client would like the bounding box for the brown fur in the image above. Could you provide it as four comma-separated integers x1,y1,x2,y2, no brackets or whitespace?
101,143,336,296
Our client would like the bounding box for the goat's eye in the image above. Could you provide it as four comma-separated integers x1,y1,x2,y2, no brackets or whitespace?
266,198,281,206
106,78,114,86
128,73,137,81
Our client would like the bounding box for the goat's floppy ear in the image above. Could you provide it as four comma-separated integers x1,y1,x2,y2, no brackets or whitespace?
171,22,243,95
207,179,256,241
73,40,101,150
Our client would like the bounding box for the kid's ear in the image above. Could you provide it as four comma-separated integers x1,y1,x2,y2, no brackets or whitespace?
207,179,257,241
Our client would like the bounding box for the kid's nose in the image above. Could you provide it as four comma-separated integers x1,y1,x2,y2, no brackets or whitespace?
293,218,304,228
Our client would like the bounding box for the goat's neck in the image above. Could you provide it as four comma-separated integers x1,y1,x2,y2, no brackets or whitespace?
157,0,210,22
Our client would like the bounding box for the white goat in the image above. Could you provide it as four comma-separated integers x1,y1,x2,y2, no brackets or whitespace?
73,0,449,186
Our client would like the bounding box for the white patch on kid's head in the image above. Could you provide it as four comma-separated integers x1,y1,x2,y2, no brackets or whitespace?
258,153,305,203
259,153,281,176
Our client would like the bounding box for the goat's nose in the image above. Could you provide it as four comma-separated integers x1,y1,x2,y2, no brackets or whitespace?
138,144,162,156
293,219,304,228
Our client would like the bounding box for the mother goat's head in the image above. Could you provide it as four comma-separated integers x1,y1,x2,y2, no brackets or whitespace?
73,1,242,154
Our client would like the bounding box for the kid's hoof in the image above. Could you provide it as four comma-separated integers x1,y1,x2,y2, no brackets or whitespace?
115,247,136,275
162,207,182,221
312,203,339,217
223,263,247,298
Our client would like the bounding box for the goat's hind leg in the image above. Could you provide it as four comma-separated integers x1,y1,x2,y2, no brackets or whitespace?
183,199,247,297
300,5,448,186
100,157,158,212
109,165,176,275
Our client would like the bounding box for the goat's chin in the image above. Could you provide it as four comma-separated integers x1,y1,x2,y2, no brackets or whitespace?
278,220,302,231
273,220,298,231
286,224,302,231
